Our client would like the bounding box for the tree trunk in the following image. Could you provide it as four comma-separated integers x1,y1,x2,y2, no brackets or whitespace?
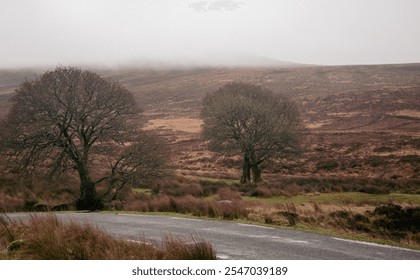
251,165,262,183
250,152,263,183
76,162,103,210
240,155,251,183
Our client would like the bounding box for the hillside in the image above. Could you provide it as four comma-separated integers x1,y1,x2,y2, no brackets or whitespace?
1,64,419,180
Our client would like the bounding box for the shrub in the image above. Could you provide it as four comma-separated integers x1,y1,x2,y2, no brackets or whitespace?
237,182,258,195
316,160,339,171
373,146,395,153
329,210,371,233
217,187,242,201
400,155,420,164
151,178,204,197
373,204,420,233
199,179,232,196
365,156,387,167
215,201,248,220
252,186,273,198
279,211,298,226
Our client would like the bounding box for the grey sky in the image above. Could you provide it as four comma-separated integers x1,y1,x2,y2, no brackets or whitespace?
1,0,419,68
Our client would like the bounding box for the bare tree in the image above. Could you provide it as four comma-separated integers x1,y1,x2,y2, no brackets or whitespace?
98,132,168,201
201,82,302,183
0,66,166,210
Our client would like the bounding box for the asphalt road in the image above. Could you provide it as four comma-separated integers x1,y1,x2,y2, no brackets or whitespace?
6,212,420,259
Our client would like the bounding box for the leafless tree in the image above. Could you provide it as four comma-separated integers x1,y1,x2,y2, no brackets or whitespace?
201,82,302,183
0,66,167,210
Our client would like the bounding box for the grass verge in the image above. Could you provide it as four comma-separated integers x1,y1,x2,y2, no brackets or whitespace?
0,214,216,260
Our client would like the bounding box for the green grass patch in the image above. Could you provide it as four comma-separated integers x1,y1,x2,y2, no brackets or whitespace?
133,188,152,196
198,177,240,185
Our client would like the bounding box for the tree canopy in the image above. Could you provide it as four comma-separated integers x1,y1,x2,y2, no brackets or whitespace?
0,66,166,210
201,82,302,183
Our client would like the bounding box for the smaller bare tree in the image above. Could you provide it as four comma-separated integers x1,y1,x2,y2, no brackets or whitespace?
201,82,302,183
98,132,168,201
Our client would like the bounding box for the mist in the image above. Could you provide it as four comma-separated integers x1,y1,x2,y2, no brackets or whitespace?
1,0,419,69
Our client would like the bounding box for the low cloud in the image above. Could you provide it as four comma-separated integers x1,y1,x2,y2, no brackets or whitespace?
189,1,244,13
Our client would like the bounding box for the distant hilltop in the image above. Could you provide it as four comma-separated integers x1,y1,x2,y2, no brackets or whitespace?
113,53,307,69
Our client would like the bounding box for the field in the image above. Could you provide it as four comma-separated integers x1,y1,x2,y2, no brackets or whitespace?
0,64,419,249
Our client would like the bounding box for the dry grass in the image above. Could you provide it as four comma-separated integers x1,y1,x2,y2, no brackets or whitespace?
150,177,204,197
217,187,242,201
235,198,420,247
2,171,419,248
0,175,78,212
124,194,248,220
144,117,203,133
121,176,420,248
0,215,216,260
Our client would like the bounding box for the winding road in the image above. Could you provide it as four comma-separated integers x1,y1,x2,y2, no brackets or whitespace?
7,212,420,259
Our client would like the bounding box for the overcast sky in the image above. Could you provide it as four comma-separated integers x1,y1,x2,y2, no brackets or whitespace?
1,0,419,68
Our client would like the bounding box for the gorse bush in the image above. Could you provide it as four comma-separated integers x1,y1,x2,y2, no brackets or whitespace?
373,204,420,234
328,204,420,242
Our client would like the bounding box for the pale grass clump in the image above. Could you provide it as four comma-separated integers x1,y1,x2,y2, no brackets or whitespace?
0,215,216,260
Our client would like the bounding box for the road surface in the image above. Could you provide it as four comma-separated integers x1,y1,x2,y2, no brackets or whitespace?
6,212,420,259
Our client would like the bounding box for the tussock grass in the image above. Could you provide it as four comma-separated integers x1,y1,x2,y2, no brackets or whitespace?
124,194,248,220
0,215,216,260
217,187,242,201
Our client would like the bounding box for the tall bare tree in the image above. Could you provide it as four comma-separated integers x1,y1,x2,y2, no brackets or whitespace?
0,66,166,210
201,82,302,183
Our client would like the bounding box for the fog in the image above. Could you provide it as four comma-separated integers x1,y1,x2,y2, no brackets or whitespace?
1,0,419,68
